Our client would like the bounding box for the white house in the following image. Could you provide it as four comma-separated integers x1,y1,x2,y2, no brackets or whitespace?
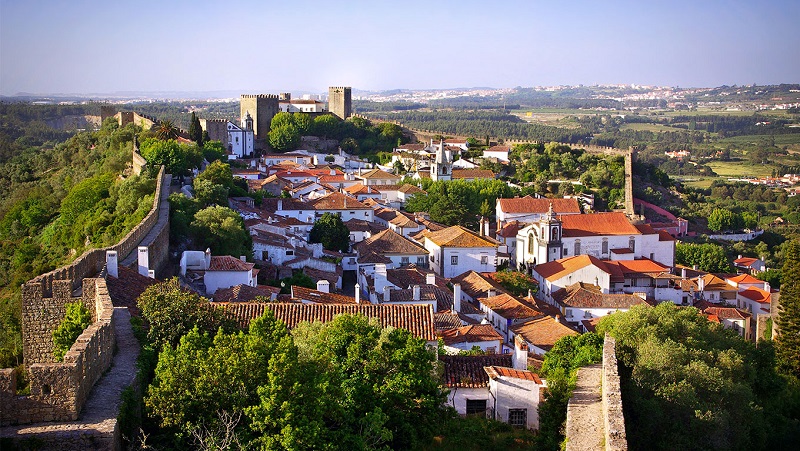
549,282,652,329
702,305,752,339
355,168,401,186
497,196,581,228
482,145,510,162
355,229,429,271
485,364,545,429
421,226,499,278
179,249,256,295
439,324,505,355
733,255,767,274
278,99,326,113
477,292,543,344
227,114,255,158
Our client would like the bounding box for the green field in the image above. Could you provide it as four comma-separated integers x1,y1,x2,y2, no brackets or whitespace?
706,160,775,178
620,122,681,133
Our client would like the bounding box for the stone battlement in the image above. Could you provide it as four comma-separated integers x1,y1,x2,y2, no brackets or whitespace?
240,94,279,99
1,278,115,426
601,335,627,450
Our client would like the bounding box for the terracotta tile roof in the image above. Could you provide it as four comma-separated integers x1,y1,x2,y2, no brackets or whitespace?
496,220,522,238
734,257,759,267
396,143,426,151
604,258,670,276
344,218,385,234
386,265,449,289
209,256,254,271
728,274,764,285
634,223,658,235
398,184,425,194
497,196,581,214
682,274,731,292
703,306,751,320
302,266,343,286
439,354,513,388
310,192,371,210
739,286,771,303
485,145,511,153
422,225,499,248
291,286,356,304
610,248,633,254
451,270,507,299
485,366,542,384
343,183,381,195
357,168,401,180
439,324,503,346
657,230,676,241
581,317,603,333
510,315,579,352
275,170,315,179
355,229,427,258
375,207,419,228
213,284,279,303
560,212,640,237
434,311,464,330
445,139,467,144
222,303,435,341
551,283,651,309
106,266,159,316
451,169,496,180
389,285,454,311
478,293,543,319
263,197,308,212
534,255,610,282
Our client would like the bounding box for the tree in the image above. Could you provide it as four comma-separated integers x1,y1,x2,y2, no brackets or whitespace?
202,140,226,163
268,124,300,152
52,301,92,361
156,120,179,141
191,205,252,258
193,179,229,207
188,112,203,146
708,208,737,232
675,242,732,273
195,160,233,188
309,212,350,252
777,239,800,378
140,138,203,176
311,114,340,139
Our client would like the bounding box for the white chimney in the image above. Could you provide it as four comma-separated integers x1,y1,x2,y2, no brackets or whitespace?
487,289,495,298
693,265,698,271
317,280,330,293
148,269,155,279
453,283,462,313
681,267,687,279
513,335,529,370
137,246,149,277
106,250,118,278
383,286,391,302
426,273,436,285
698,276,705,292
413,284,421,301
765,281,771,292
738,254,743,260
277,199,283,211
204,248,211,269
240,255,247,262
355,283,361,304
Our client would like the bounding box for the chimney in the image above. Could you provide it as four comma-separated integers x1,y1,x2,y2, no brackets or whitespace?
738,254,743,260
317,280,330,293
148,269,155,279
240,255,247,262
355,283,361,304
413,284,421,301
765,281,771,292
527,289,533,299
426,273,436,285
330,169,335,176
698,276,705,292
479,217,485,237
453,283,462,313
278,199,283,211
383,286,391,302
137,246,149,277
692,265,698,271
106,250,118,278
681,267,687,279
487,289,495,298
513,335,529,370
204,248,211,269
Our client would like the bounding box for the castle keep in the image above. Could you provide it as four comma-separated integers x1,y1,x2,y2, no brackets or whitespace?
240,94,279,142
328,86,352,120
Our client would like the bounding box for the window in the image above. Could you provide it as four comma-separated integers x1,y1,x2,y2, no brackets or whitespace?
528,233,535,253
451,255,458,265
629,237,636,252
365,211,369,217
401,257,409,265
481,255,488,264
566,309,573,318
602,239,608,254
563,247,569,256
286,250,294,256
551,227,559,240
508,409,527,427
349,258,357,264
417,256,426,265
466,399,487,416
574,240,581,256
486,346,496,354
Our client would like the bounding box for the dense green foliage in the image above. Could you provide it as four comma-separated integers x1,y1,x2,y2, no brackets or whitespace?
491,270,538,297
675,242,733,273
52,301,92,361
598,303,800,450
143,309,447,450
536,332,603,450
776,239,800,378
405,179,515,228
139,138,202,176
190,206,252,259
309,212,350,252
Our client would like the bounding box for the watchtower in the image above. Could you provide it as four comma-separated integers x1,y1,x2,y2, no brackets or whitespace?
328,86,352,120
239,94,279,141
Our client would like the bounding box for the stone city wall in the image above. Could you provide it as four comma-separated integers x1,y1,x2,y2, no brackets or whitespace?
602,334,627,451
29,166,169,298
1,278,115,426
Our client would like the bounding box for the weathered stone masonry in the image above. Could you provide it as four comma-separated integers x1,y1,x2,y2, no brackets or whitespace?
602,335,627,451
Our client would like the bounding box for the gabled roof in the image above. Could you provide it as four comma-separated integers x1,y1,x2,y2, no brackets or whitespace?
451,169,496,180
535,255,610,282
221,303,435,341
209,256,254,272
511,316,578,351
344,218,386,233
355,229,428,256
343,183,381,195
388,285,453,311
728,274,764,285
434,311,464,330
496,220,522,238
703,306,751,320
551,283,651,309
560,212,640,237
213,284,279,303
439,354,513,388
497,196,581,214
451,270,507,300
106,266,159,316
291,286,356,304
484,145,511,153
357,168,401,180
604,258,670,276
386,265,449,290
439,324,503,346
310,192,371,210
733,257,760,267
484,366,542,384
478,293,543,319
738,286,771,304
423,226,499,248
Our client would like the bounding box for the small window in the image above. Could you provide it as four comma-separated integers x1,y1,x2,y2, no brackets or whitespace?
466,399,487,416
349,258,356,264
365,212,369,217
566,309,573,318
417,256,426,265
401,257,409,265
508,408,527,427
286,250,294,256
563,247,569,256
451,255,458,265
481,255,488,264
602,239,608,254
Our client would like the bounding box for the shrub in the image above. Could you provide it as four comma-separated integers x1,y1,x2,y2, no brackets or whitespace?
52,302,92,361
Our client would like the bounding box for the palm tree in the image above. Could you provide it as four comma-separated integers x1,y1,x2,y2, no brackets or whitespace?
156,120,179,140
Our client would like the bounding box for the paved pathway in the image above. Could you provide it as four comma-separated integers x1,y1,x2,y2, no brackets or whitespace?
565,363,604,451
0,308,140,448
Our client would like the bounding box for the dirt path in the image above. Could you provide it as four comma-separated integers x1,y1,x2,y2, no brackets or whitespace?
565,363,604,451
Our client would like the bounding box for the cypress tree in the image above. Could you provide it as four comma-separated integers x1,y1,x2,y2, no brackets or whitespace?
189,112,203,147
776,239,800,378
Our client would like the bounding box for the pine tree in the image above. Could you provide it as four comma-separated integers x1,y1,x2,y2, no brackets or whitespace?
776,239,800,378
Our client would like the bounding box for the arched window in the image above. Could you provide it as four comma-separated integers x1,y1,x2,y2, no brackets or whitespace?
528,234,535,254
602,238,608,254
629,237,636,252
574,240,581,256
551,227,559,240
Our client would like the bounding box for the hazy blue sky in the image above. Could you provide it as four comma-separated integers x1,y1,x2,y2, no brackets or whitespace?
1,0,798,95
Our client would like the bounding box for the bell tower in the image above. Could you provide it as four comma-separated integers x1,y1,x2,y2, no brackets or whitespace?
430,139,452,181
538,202,563,263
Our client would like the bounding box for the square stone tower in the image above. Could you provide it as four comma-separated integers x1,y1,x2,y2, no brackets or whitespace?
328,86,352,120
240,94,279,141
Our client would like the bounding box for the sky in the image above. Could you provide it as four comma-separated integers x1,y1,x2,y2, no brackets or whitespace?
1,0,799,96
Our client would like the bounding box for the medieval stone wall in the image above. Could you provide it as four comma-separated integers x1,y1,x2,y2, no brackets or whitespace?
1,278,115,426
240,94,279,141
329,86,352,120
601,334,627,450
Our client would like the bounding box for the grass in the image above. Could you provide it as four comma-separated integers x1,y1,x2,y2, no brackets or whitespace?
620,123,681,133
705,160,774,178
675,177,717,189
718,134,800,146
